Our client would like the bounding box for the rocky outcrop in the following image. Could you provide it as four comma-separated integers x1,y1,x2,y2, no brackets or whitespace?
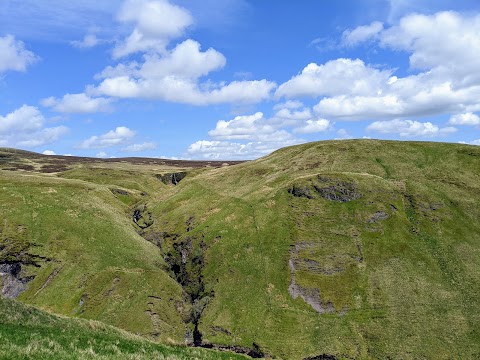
288,176,362,202
0,262,35,298
156,172,187,185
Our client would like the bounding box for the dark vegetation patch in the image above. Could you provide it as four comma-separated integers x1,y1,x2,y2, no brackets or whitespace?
2,163,35,171
38,164,70,173
0,148,246,169
303,355,338,360
156,172,187,185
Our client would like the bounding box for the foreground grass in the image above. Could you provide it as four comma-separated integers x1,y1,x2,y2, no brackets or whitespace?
0,297,246,360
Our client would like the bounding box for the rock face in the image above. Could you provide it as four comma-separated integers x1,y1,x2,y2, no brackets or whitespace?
288,176,362,202
0,263,34,298
156,172,187,185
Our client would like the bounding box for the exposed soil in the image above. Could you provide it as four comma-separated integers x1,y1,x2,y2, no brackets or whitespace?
288,243,335,314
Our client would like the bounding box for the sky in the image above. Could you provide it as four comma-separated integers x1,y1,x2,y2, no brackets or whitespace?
1,0,480,159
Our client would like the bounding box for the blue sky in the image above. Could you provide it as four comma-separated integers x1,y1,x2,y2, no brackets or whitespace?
1,0,480,159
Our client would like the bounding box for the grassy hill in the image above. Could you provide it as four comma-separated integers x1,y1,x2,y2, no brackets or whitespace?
0,296,246,359
1,140,480,359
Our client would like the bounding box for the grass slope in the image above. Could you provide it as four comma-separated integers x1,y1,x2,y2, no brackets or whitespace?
0,296,246,359
141,140,480,359
1,140,480,359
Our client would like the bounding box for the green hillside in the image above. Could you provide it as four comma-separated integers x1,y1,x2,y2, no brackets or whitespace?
0,296,246,359
1,140,480,359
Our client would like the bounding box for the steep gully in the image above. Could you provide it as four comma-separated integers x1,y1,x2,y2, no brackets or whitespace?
132,201,267,358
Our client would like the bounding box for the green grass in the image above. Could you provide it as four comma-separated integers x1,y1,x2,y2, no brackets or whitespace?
1,140,480,359
0,296,246,359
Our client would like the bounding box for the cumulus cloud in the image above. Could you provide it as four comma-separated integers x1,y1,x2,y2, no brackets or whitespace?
94,38,275,105
42,150,56,155
366,119,457,137
276,59,393,99
186,138,302,160
448,113,480,126
0,35,38,73
277,12,480,124
41,93,113,113
122,142,157,152
208,112,274,140
71,33,102,49
186,103,334,159
113,0,193,58
293,119,331,134
342,21,384,46
0,105,67,148
79,126,135,149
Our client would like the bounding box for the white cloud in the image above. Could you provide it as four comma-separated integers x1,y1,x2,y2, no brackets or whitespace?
122,142,157,152
41,93,113,113
276,59,393,99
273,100,304,111
94,37,276,105
71,33,101,49
278,12,480,123
366,119,457,137
293,119,331,134
0,35,38,73
209,112,265,140
335,129,353,140
186,138,303,160
96,151,108,158
113,0,193,58
0,105,66,151
42,150,56,155
95,75,275,105
139,39,226,79
314,95,404,120
0,105,43,134
79,126,135,149
15,126,68,148
448,113,480,126
342,21,384,46
380,11,480,81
